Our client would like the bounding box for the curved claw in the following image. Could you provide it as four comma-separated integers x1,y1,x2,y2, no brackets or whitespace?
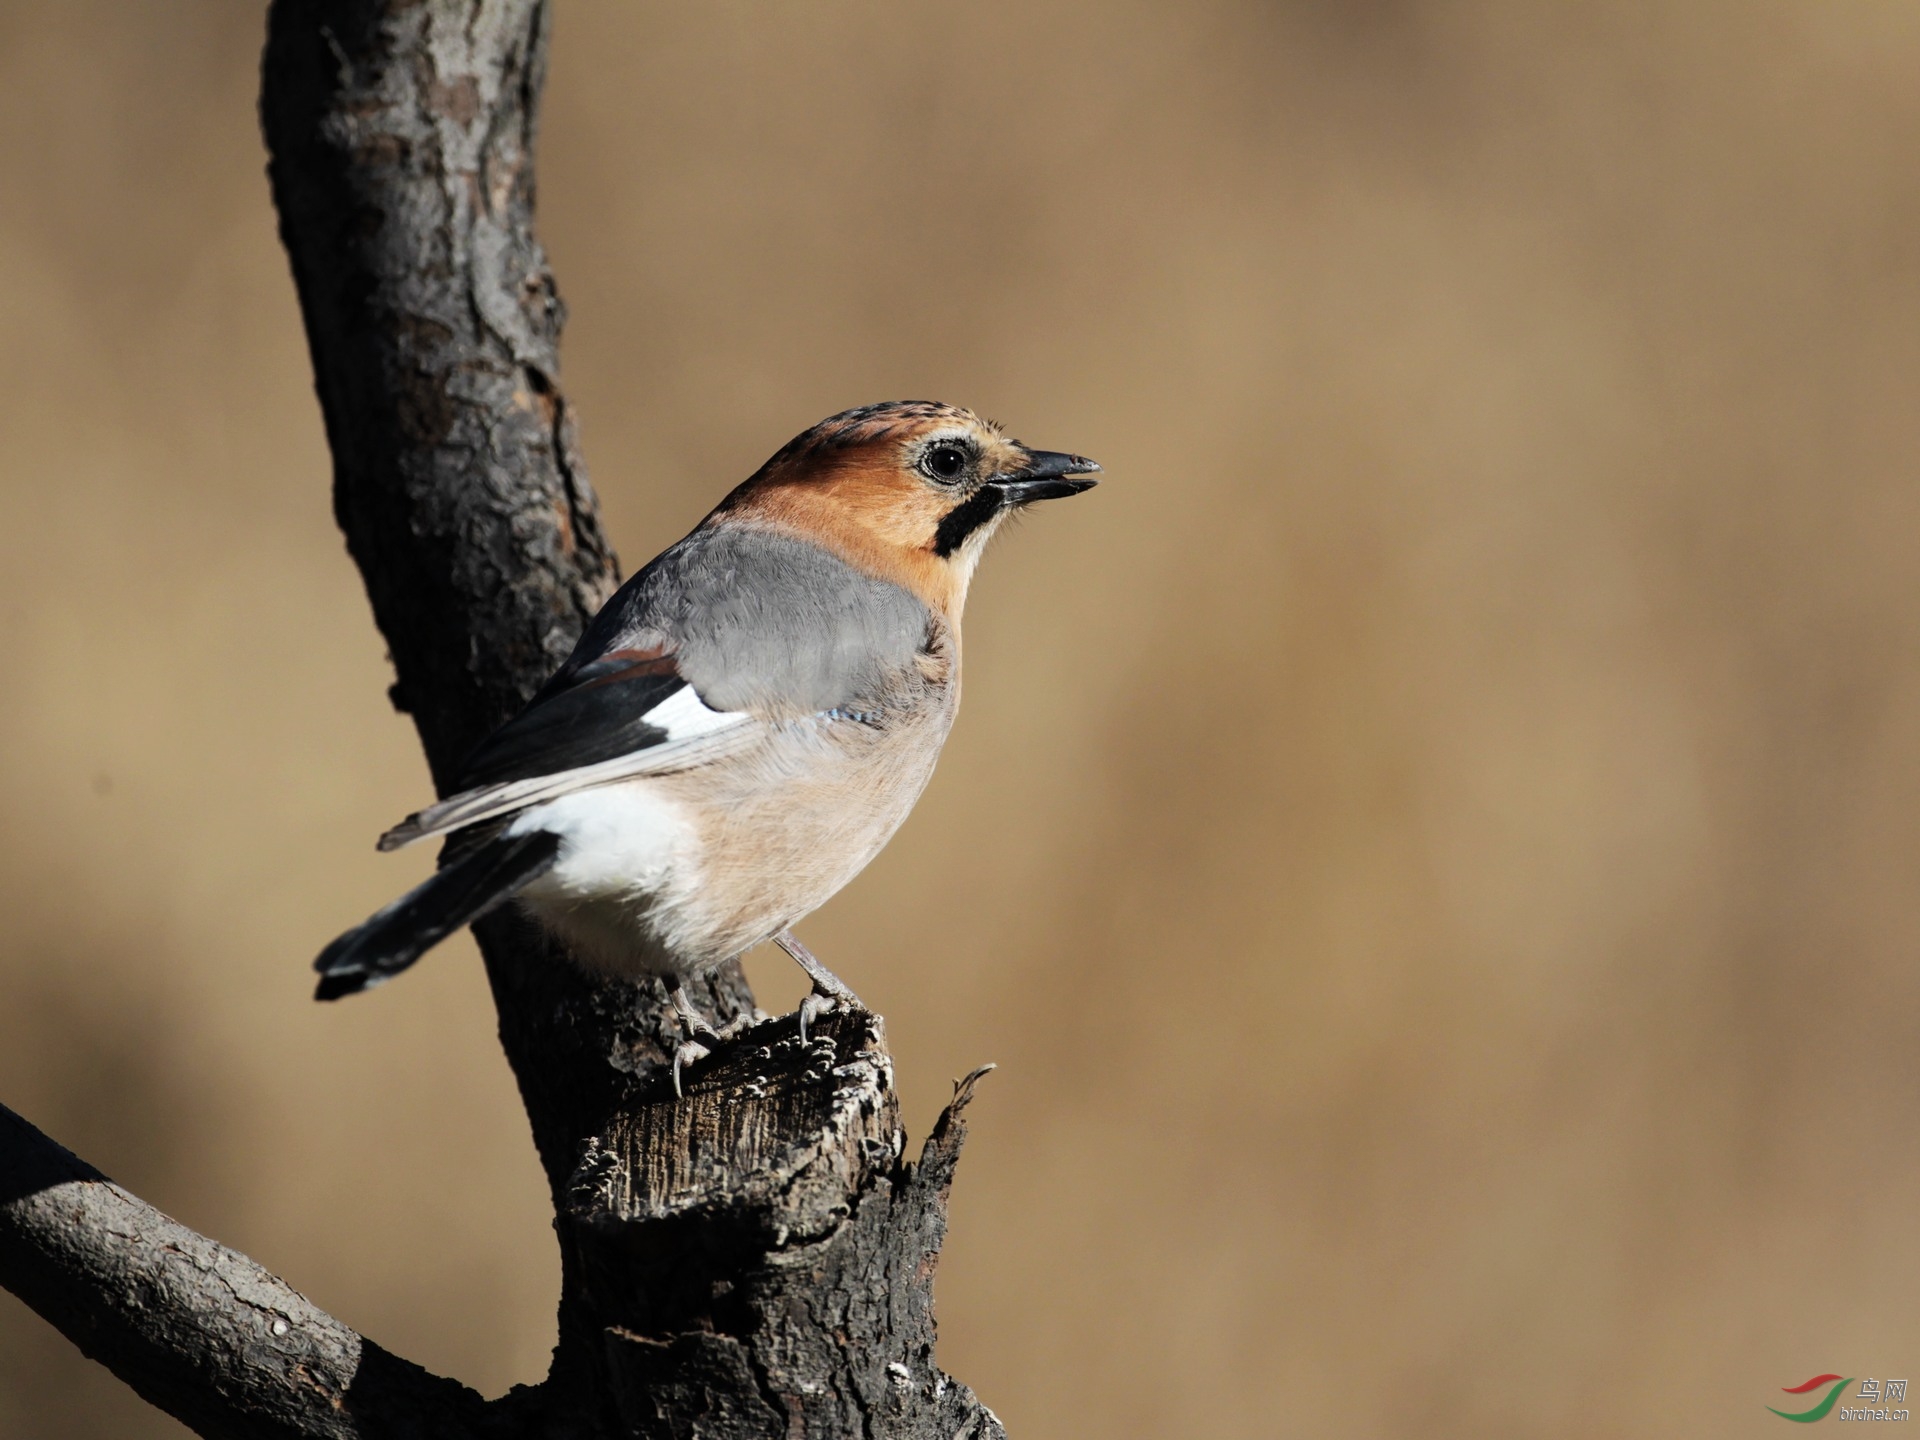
797,991,837,1045
672,1039,711,1098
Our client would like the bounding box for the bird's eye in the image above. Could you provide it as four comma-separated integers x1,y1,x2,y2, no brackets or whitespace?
922,444,969,483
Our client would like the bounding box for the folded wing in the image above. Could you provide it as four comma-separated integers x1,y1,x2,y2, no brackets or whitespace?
376,525,934,851
378,648,753,850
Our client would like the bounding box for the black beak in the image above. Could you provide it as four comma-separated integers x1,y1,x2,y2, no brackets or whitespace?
933,448,1101,556
989,449,1102,504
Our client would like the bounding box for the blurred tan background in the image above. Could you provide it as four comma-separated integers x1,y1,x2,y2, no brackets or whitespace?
3,2,1918,1435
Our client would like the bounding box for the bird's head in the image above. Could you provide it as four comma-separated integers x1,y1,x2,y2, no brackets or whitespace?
713,401,1100,616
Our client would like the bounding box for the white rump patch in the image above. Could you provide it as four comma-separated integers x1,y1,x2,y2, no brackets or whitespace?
509,783,696,900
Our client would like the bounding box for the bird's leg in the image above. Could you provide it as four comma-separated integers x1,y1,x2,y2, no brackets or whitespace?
665,975,713,1098
773,928,864,1043
772,928,863,1003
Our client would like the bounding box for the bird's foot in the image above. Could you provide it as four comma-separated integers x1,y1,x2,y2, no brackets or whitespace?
665,979,751,1097
796,991,837,1045
668,979,717,1038
773,929,865,1043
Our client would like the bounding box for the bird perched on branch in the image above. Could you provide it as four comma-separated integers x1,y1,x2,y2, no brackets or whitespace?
314,400,1098,1086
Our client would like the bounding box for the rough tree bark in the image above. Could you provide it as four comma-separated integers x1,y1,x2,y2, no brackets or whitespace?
0,4,1006,1437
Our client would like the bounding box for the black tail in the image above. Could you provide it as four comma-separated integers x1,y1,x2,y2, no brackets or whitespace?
313,830,562,1001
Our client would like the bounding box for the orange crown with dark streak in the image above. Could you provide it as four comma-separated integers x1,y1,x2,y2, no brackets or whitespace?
710,401,1100,617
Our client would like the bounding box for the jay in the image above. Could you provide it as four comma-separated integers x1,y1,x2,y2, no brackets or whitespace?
314,400,1098,1081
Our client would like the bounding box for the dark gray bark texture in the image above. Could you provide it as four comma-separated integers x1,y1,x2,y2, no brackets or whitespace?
0,3,1006,1437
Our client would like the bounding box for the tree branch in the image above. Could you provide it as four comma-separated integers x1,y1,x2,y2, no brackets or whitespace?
0,2,1006,1435
0,1102,498,1440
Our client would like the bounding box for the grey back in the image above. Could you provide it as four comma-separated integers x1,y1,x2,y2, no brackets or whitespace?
575,525,933,714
